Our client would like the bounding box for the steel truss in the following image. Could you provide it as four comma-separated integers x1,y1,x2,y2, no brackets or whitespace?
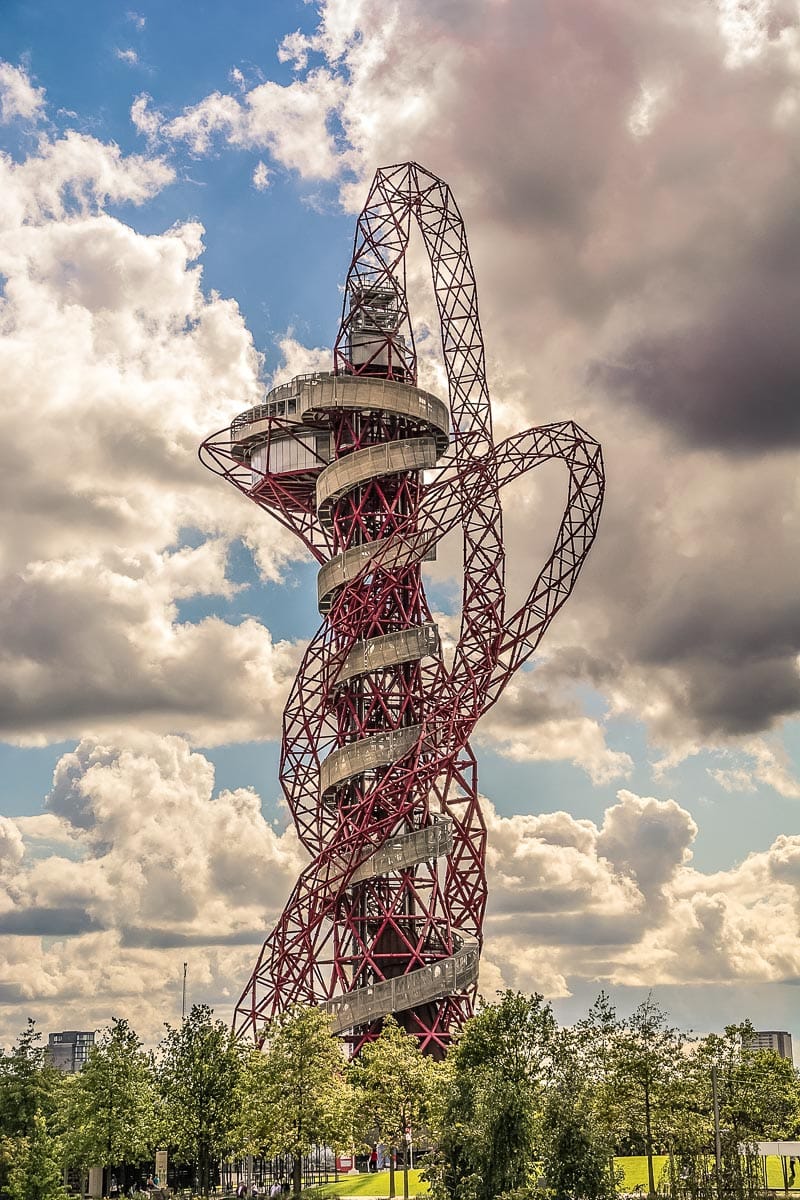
200,162,605,1055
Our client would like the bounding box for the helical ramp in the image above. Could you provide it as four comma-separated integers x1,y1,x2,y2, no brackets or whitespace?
200,163,605,1055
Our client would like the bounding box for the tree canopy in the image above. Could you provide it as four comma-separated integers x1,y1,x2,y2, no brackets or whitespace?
157,1005,243,1196
65,1018,156,1172
0,1020,62,1140
352,1015,438,1199
236,1005,352,1198
428,991,556,1200
0,991,796,1200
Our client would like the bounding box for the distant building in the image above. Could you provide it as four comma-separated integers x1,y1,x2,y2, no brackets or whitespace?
46,1030,95,1073
750,1030,793,1061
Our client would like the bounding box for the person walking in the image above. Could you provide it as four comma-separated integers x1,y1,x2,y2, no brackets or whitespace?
369,1146,378,1173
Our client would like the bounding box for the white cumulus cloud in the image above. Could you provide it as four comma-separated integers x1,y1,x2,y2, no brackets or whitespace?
133,68,348,178
252,160,271,191
4,759,797,1045
0,61,45,125
0,121,309,745
1,733,304,1044
480,790,800,999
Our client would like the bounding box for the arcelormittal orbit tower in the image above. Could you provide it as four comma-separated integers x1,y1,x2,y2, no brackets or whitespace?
201,162,604,1055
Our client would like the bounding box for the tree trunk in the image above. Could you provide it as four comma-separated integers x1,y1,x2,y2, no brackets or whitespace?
199,1147,208,1198
389,1148,396,1200
292,1154,302,1199
403,1150,409,1200
644,1078,656,1200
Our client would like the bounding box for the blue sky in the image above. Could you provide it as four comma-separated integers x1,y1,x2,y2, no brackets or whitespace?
4,2,351,338
1,0,799,1048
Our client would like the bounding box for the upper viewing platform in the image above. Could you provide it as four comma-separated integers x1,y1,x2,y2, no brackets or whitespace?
230,372,450,471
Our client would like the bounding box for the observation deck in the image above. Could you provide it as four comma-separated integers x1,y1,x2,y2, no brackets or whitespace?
230,373,448,469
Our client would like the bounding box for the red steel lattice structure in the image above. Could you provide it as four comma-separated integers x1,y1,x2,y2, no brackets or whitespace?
200,162,605,1055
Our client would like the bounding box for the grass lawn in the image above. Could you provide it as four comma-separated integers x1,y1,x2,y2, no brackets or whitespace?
616,1155,670,1190
309,1169,429,1197
765,1156,800,1190
616,1154,800,1192
309,1155,800,1197
311,1161,671,1197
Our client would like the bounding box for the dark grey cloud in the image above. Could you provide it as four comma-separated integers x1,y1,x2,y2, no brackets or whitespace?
0,984,27,1004
639,585,800,668
482,685,575,731
490,885,600,915
488,910,644,947
120,926,264,949
623,541,800,737
0,906,101,936
0,566,296,743
682,658,800,738
594,248,800,451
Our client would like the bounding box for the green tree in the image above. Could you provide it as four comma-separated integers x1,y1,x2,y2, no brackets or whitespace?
352,1015,438,1200
540,1026,619,1200
613,995,683,1199
691,1022,800,1200
157,1005,242,1197
65,1018,156,1176
699,1022,800,1141
0,1021,66,1196
574,992,624,1190
0,1021,63,1139
428,991,556,1200
6,1111,67,1200
235,1005,352,1199
651,1037,714,1200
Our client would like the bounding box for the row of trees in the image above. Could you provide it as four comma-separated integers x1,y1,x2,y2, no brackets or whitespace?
1,994,798,1200
0,1007,368,1200
429,993,800,1200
